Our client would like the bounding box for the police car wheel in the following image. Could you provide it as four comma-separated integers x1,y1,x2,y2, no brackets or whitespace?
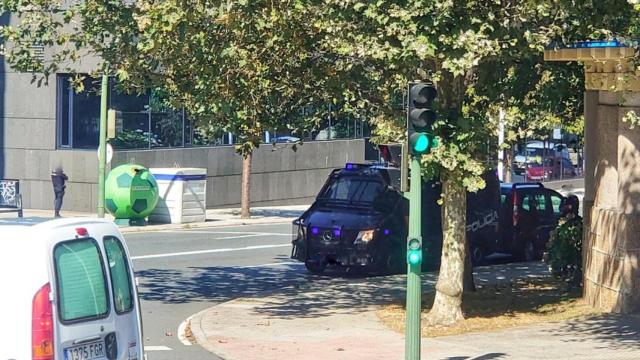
378,253,402,275
471,246,484,266
523,240,536,262
304,260,327,274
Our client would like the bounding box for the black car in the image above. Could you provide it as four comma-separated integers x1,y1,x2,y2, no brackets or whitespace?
291,163,501,274
498,183,568,261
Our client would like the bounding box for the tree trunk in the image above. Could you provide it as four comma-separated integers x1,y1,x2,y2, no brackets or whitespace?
504,148,512,183
427,174,467,326
240,152,252,219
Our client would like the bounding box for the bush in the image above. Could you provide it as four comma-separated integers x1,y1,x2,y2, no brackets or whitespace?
544,216,583,287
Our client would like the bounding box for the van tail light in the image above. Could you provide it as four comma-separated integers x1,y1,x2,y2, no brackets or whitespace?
512,190,519,227
32,283,54,360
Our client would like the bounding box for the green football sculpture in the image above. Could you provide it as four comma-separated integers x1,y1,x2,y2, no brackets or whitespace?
105,164,159,224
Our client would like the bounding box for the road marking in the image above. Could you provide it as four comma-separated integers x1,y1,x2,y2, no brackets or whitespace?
131,243,291,260
126,221,294,233
177,315,193,346
158,230,291,236
240,261,303,269
145,345,172,351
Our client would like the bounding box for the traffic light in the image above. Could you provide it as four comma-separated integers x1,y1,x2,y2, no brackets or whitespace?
407,82,438,156
407,237,422,265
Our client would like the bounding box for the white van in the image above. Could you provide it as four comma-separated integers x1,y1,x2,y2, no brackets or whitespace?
0,218,144,360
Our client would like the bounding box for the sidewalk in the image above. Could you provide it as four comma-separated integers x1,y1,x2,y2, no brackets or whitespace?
190,262,640,360
0,205,308,232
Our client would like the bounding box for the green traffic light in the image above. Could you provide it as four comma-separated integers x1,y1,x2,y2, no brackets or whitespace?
414,134,429,152
408,250,422,265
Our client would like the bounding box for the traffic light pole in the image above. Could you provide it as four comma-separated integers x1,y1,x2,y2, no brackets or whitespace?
405,156,422,360
97,73,108,218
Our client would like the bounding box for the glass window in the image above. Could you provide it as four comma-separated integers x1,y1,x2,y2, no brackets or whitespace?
151,111,184,148
551,194,563,215
56,75,120,149
104,236,134,314
54,239,109,322
320,177,384,203
521,193,546,212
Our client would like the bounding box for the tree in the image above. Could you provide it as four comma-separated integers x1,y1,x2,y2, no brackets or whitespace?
0,0,334,218
313,0,635,325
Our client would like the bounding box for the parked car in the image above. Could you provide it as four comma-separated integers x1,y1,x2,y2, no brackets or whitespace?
290,163,500,274
498,183,568,261
514,141,571,175
526,157,577,181
0,218,144,360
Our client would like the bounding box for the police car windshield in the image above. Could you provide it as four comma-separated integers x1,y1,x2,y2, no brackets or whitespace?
319,177,384,204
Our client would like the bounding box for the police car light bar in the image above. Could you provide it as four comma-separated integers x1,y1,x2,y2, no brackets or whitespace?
345,163,371,170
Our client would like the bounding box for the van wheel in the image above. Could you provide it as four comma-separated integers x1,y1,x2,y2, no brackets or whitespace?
305,260,327,274
523,240,536,262
379,253,403,275
471,246,485,266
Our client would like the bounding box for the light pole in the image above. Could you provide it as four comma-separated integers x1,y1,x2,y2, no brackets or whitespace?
97,72,108,218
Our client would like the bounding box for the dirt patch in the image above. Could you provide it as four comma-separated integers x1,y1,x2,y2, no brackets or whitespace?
377,275,600,338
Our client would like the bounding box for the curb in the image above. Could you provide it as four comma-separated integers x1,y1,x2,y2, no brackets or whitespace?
190,303,235,360
119,216,298,234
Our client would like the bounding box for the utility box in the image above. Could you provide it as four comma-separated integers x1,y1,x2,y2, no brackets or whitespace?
148,168,207,224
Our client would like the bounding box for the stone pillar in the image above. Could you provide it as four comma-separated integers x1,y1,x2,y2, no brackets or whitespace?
584,91,640,313
545,44,640,313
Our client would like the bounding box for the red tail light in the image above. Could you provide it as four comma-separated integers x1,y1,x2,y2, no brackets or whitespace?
32,283,54,360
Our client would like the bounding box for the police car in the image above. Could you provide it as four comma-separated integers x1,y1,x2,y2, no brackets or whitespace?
291,163,501,274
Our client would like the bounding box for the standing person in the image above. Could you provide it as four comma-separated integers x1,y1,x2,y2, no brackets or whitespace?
51,167,68,217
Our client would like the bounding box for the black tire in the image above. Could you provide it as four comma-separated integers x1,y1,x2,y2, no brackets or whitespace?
304,260,327,274
471,246,485,266
520,239,536,262
377,252,404,275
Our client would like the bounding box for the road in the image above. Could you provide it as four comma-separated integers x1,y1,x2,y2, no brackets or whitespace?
125,222,307,359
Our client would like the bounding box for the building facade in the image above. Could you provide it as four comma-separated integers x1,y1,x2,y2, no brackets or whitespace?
0,66,369,212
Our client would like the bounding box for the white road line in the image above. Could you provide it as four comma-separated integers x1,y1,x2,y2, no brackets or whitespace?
145,345,173,351
239,261,303,269
177,315,193,346
158,230,291,236
131,243,291,260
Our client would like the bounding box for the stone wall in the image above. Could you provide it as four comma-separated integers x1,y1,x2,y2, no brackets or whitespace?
584,90,640,313
112,139,365,209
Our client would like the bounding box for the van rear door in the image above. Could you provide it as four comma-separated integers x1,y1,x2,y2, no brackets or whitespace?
103,235,143,359
52,237,115,360
52,233,143,360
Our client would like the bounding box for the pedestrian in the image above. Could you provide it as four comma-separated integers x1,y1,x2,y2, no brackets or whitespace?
51,167,68,218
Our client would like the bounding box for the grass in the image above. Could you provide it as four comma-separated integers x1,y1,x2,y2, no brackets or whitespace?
377,275,600,338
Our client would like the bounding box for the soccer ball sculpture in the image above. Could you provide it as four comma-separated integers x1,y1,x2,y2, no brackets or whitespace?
105,164,159,222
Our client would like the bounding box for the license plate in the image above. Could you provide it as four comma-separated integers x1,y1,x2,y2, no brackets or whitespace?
64,340,105,360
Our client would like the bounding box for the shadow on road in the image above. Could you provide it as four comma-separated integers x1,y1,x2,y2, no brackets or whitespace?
549,314,640,351
136,259,550,319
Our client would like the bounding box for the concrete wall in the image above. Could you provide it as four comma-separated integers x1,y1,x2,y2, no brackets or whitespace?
584,90,640,313
112,139,366,208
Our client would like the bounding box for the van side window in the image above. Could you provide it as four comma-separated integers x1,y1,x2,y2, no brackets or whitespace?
104,236,134,314
54,239,109,322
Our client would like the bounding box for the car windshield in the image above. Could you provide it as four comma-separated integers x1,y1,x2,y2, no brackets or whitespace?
319,177,384,204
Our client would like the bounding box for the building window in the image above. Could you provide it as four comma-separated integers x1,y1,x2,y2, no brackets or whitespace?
56,74,370,150
56,75,101,149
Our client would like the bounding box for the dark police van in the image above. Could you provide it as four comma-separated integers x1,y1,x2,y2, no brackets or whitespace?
291,163,500,274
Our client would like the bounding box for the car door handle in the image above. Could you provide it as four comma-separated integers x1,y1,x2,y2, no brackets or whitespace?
73,335,102,345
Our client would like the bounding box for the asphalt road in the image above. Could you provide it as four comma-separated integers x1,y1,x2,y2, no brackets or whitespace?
125,222,308,359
